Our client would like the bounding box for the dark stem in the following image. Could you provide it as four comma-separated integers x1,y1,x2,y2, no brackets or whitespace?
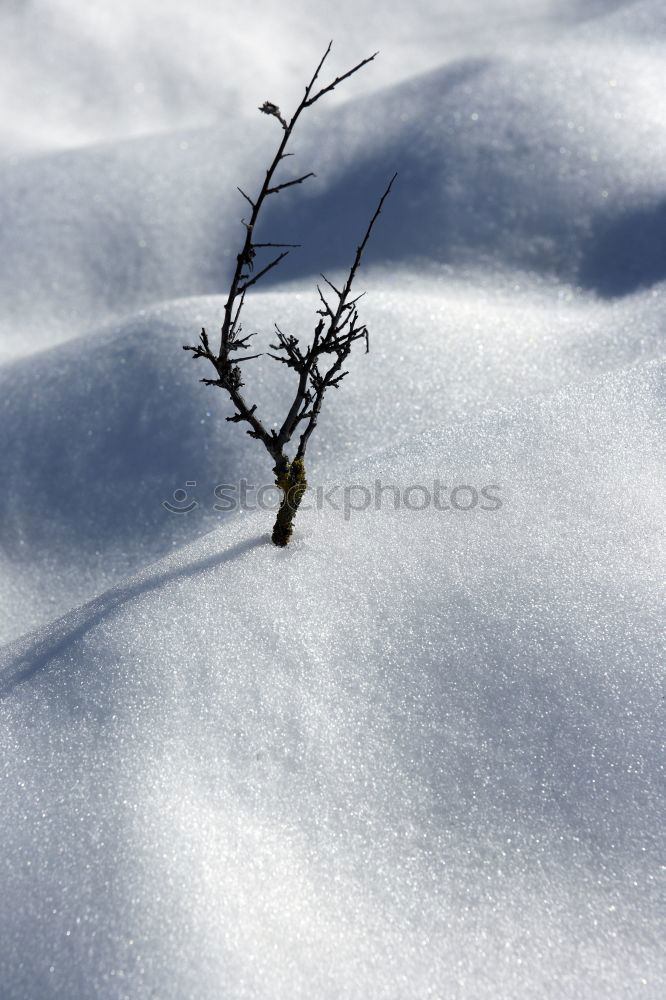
271,458,308,547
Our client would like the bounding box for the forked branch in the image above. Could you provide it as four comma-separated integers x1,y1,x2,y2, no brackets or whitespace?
184,42,396,544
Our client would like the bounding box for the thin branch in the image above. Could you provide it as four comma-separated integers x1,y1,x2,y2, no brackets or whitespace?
216,43,381,358
304,50,379,107
304,40,333,97
316,285,334,317
237,186,255,210
267,172,316,195
229,352,263,363
347,290,367,308
320,273,342,297
229,289,246,340
230,331,259,349
339,172,397,303
238,251,289,293
253,241,302,248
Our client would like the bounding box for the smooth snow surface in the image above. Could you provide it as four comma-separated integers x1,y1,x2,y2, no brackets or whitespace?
2,361,665,998
1,1,665,997
1,276,664,643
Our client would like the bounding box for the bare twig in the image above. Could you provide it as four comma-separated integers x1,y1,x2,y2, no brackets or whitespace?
305,53,379,106
238,251,290,293
236,186,255,210
184,42,396,545
266,172,316,195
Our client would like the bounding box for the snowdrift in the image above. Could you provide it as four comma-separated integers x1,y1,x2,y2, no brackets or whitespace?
1,1,665,996
0,0,608,156
1,359,664,998
1,277,664,643
2,8,666,355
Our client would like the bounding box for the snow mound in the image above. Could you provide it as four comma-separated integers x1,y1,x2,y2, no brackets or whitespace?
588,0,666,40
265,39,666,294
2,14,665,355
1,359,664,999
1,276,664,644
2,2,665,994
0,0,601,156
0,126,258,354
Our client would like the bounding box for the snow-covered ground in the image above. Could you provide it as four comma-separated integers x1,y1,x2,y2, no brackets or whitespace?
1,2,664,997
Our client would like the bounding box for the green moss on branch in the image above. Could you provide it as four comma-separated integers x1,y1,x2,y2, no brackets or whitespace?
272,458,308,547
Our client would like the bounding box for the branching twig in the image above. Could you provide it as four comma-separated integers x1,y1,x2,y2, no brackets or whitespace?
183,42,396,545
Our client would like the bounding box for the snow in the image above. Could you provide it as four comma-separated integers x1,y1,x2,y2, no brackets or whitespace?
2,276,663,643
2,360,664,998
1,1,665,997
